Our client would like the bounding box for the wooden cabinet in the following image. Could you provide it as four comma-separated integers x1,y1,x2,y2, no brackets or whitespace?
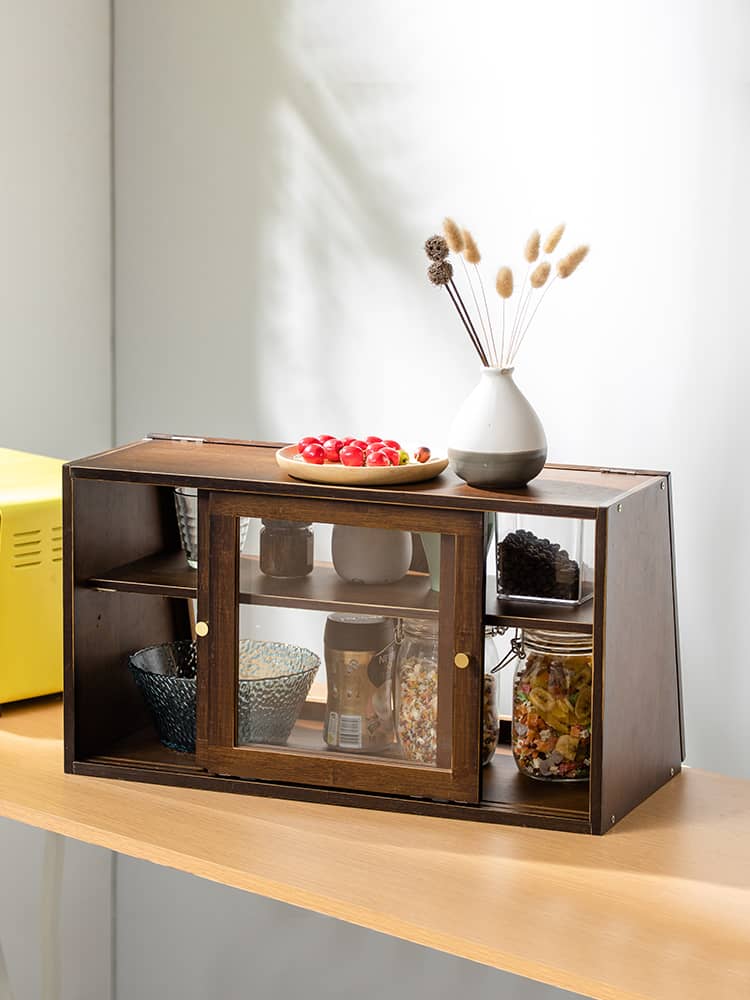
64,437,683,834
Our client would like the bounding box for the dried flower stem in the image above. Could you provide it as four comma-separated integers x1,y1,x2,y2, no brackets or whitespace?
474,264,497,365
510,274,558,365
507,274,532,363
459,257,493,365
446,280,489,365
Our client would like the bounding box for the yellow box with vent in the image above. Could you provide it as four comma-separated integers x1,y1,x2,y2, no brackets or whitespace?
0,448,64,703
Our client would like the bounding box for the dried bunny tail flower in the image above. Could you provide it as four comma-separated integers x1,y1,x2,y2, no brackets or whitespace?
495,266,513,298
443,217,464,253
427,259,454,286
524,229,540,263
543,222,566,254
424,235,449,261
557,244,590,278
530,261,551,288
462,229,481,264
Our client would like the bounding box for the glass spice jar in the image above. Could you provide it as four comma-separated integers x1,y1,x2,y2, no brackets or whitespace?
395,619,439,764
482,673,499,765
512,629,592,781
259,519,314,579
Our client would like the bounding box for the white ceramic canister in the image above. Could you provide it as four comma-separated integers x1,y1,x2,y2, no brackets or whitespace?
331,525,412,585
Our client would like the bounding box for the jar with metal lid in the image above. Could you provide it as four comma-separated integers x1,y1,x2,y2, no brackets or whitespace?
324,614,396,753
512,629,592,781
394,618,439,764
259,519,314,579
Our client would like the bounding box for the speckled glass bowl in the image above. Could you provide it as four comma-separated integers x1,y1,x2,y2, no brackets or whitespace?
129,639,319,753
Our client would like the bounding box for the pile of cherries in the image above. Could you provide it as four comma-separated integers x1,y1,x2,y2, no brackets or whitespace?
297,435,431,468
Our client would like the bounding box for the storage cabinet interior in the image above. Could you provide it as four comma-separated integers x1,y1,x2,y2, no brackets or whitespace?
65,441,683,834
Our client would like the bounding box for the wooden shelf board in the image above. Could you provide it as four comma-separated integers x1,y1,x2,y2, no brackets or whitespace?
69,438,665,515
481,749,589,818
2,698,748,1000
485,582,594,633
88,552,440,619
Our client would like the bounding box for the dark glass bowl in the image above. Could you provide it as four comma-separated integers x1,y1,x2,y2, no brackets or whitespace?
129,639,319,753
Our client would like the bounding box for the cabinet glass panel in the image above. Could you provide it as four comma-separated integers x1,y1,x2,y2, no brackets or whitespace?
233,519,447,767
203,492,483,801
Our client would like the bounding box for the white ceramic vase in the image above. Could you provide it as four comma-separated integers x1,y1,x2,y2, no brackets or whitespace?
447,368,547,489
331,525,413,585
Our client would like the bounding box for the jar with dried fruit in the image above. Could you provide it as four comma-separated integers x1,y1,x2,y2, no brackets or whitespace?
395,619,439,764
512,629,592,781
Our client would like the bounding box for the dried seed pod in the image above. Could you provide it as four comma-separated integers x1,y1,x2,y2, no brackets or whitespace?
443,217,464,253
424,235,449,261
530,261,551,288
524,230,541,263
557,244,590,278
543,223,566,254
462,229,481,264
427,259,454,286
495,266,513,298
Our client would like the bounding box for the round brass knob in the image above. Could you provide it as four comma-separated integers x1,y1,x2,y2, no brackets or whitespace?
454,652,470,669
195,621,209,637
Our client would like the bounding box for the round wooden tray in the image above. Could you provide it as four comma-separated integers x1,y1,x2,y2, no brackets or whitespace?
275,445,449,486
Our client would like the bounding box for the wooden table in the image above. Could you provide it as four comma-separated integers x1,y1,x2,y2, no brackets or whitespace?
1,697,747,1000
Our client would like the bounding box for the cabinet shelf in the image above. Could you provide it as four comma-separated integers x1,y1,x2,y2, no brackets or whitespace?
88,551,440,618
485,579,594,634
89,556,594,630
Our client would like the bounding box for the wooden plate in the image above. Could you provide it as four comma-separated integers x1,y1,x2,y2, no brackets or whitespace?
275,446,449,486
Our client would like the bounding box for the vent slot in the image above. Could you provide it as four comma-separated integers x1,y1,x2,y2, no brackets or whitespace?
51,525,63,562
11,528,43,568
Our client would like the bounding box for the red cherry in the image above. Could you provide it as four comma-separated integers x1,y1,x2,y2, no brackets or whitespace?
340,445,365,467
318,434,335,443
301,443,325,464
365,441,385,452
322,439,342,462
365,436,383,444
382,447,400,466
297,436,320,454
382,439,401,450
341,437,355,446
365,449,390,467
350,439,367,451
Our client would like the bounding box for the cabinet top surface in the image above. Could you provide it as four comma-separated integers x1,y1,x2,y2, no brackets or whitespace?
67,438,666,513
0,698,747,1000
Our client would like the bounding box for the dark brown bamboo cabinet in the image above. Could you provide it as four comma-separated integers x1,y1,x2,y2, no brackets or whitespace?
63,437,683,835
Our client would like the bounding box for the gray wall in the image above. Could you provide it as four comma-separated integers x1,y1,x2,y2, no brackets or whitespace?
0,0,112,459
0,2,113,997
0,820,112,1000
115,854,583,1000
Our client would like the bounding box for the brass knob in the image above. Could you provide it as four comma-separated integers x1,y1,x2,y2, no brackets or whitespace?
454,652,470,669
195,621,209,637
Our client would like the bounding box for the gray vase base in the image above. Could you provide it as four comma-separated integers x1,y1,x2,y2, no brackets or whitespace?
448,447,547,489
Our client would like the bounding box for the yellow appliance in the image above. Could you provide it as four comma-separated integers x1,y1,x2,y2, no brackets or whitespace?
0,448,64,703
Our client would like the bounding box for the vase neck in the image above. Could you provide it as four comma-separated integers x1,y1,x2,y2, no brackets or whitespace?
481,366,515,379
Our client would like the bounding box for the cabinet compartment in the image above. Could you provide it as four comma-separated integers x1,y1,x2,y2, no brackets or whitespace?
64,442,683,834
201,491,484,803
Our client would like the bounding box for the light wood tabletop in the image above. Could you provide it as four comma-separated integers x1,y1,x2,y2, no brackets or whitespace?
0,696,747,1000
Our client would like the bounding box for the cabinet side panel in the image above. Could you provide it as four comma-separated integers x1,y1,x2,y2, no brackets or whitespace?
68,477,191,760
598,481,682,832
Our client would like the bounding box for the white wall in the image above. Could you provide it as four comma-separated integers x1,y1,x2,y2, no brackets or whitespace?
114,0,750,781
0,0,112,459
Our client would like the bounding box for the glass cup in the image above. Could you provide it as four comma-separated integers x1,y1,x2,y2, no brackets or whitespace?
174,487,249,568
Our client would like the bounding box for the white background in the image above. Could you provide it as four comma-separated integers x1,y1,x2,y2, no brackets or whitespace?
115,0,750,779
2,1,749,999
